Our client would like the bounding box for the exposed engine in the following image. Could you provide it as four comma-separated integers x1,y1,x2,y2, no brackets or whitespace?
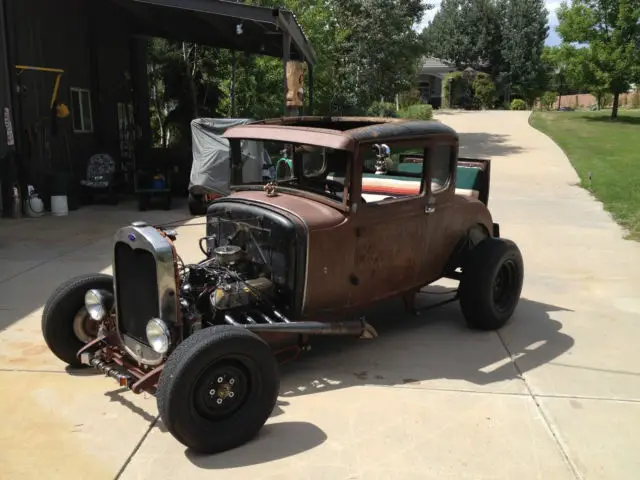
176,218,288,335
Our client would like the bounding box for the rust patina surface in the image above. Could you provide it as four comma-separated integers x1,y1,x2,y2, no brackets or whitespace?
224,117,496,317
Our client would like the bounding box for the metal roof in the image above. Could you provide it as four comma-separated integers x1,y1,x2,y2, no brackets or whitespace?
109,0,317,64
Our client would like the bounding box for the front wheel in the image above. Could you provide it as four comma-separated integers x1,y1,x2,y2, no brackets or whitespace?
156,326,280,454
41,273,114,367
458,237,524,330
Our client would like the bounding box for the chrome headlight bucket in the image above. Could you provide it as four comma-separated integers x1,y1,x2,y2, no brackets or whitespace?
146,318,171,354
84,289,114,322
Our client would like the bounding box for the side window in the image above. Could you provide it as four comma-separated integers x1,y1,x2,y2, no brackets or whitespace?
430,144,453,194
359,143,425,204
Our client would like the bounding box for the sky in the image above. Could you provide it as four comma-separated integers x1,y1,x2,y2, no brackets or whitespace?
417,0,562,46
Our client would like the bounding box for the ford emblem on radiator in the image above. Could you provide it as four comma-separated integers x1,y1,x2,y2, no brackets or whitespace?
128,233,136,241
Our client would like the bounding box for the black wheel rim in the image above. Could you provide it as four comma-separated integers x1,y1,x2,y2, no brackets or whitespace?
193,359,251,421
493,259,518,313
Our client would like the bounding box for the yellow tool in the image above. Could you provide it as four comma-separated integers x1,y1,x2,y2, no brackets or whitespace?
15,65,69,117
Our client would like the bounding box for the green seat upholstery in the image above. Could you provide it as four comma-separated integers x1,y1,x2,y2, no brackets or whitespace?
327,164,483,201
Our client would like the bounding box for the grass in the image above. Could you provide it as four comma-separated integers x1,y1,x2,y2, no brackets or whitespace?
530,109,640,240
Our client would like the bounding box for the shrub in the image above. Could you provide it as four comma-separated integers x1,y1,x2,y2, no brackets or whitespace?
367,101,397,118
472,73,497,109
398,89,422,109
442,71,474,109
540,91,558,111
398,104,434,120
510,99,527,111
600,93,613,109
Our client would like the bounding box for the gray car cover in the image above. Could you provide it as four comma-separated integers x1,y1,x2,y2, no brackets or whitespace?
189,118,268,196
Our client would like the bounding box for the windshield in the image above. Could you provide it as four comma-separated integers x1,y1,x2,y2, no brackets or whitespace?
229,139,352,205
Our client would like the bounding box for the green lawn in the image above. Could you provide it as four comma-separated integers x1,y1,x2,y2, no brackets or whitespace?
530,109,640,241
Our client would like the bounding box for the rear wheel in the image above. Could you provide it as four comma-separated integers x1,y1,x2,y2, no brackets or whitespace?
458,237,524,330
157,325,280,454
41,273,114,367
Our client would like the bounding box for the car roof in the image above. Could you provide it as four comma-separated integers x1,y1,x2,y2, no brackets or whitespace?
223,116,458,150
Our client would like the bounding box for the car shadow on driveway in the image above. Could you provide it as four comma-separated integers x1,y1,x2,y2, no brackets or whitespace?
179,287,574,469
275,287,574,393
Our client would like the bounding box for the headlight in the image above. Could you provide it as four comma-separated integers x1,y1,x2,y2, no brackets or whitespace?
146,318,171,354
84,289,113,321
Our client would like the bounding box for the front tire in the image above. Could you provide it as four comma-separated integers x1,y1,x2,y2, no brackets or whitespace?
157,326,280,454
458,237,524,330
41,273,114,367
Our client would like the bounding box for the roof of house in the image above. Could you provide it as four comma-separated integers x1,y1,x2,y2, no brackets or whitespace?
419,57,456,75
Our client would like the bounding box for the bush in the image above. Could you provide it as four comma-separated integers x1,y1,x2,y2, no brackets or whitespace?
540,91,558,111
510,99,527,111
367,101,397,118
442,71,473,109
397,104,434,120
472,73,497,109
601,93,613,108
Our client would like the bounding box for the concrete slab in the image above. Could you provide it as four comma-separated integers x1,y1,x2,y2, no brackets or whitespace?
539,397,640,480
122,386,574,480
0,370,156,480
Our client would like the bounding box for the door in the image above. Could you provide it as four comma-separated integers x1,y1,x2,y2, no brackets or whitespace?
350,141,434,307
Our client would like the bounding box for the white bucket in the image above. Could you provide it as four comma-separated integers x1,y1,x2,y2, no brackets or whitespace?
51,195,69,216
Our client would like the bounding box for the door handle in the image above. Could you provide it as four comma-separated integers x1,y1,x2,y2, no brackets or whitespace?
425,206,436,214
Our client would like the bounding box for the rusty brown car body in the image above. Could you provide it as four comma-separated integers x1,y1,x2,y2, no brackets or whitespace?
42,117,524,454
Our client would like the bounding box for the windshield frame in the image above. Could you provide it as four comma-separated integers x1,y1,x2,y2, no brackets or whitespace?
228,138,353,212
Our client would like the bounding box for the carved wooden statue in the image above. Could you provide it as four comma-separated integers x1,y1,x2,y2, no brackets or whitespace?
286,60,305,108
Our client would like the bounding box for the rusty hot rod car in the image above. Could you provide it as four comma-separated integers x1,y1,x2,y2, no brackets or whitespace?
41,117,524,454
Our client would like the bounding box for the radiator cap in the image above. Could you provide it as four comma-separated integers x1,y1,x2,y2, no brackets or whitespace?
131,221,148,228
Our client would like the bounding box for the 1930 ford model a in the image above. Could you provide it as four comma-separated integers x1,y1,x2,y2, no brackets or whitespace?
41,117,524,454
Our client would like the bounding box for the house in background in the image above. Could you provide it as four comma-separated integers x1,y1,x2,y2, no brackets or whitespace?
0,0,315,215
417,57,456,109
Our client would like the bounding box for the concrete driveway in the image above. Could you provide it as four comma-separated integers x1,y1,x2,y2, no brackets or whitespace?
1,111,639,479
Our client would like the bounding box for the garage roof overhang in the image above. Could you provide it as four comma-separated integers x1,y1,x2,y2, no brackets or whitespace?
109,0,317,65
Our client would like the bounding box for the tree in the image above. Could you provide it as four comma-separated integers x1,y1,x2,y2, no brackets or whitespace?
423,0,502,73
499,0,549,105
556,0,640,118
541,44,610,109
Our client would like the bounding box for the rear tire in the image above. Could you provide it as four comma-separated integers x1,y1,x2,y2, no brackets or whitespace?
458,237,524,330
157,326,280,454
41,273,114,367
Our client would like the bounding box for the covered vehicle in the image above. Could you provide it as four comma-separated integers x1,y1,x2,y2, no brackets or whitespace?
188,118,273,214
42,116,524,455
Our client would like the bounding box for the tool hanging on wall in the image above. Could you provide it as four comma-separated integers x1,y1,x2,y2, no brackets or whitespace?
15,65,70,134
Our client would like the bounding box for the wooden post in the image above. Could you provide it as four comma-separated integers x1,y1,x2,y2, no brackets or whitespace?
285,60,304,117
282,33,291,116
